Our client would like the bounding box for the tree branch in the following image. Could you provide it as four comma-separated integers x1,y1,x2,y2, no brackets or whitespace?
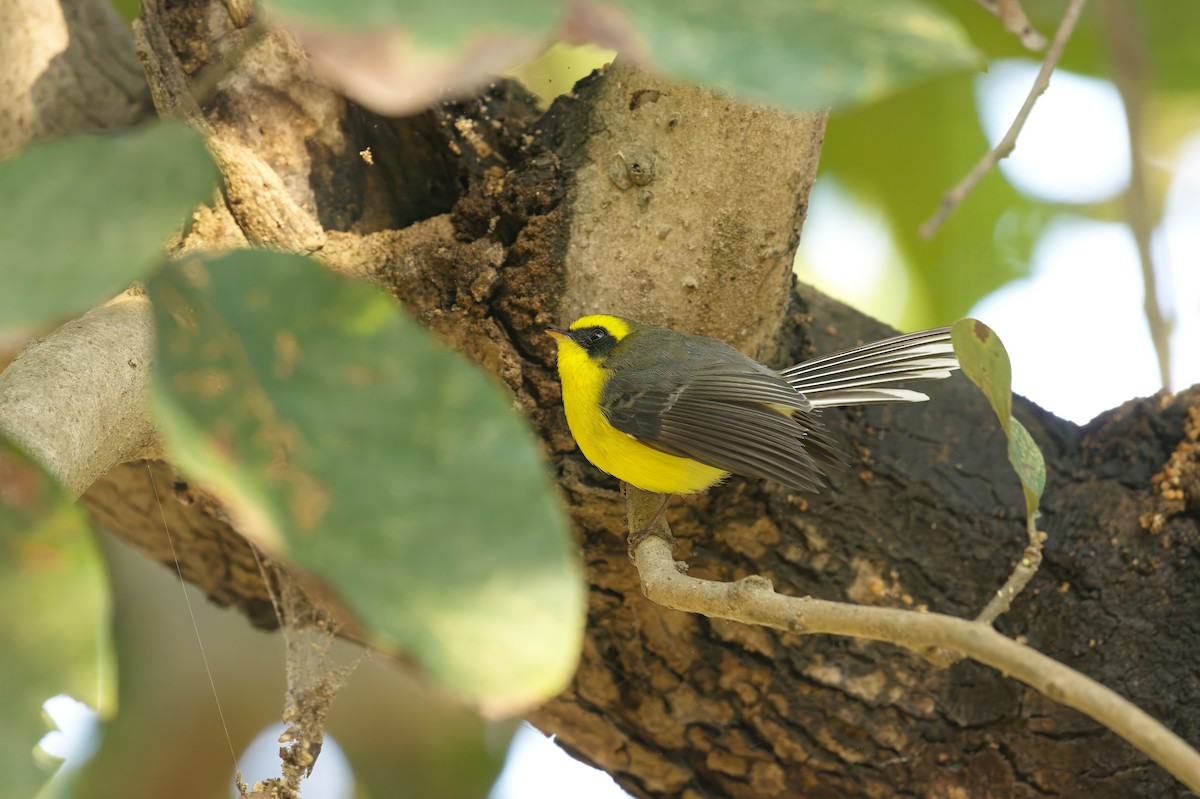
1102,0,1174,390
973,514,1045,626
921,0,1088,238
0,289,159,496
974,0,1048,50
0,0,152,156
5,0,1196,792
625,484,1200,794
557,60,826,358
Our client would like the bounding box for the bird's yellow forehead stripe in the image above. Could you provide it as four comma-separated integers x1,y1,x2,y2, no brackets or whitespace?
570,314,631,340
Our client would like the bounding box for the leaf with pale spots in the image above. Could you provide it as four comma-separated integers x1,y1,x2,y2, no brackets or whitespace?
951,318,1045,518
147,251,584,711
1007,418,1046,517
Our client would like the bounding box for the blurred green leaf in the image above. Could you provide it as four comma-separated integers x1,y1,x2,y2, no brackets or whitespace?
147,251,585,712
0,439,112,798
615,0,981,109
1128,2,1200,93
821,70,1053,327
265,0,562,46
0,121,218,337
951,319,1045,517
962,0,1200,94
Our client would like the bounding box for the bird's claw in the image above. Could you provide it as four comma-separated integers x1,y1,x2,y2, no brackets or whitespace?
627,523,675,560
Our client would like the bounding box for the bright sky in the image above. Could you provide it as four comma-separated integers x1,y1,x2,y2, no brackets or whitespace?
41,58,1199,799
489,724,627,799
977,60,1131,205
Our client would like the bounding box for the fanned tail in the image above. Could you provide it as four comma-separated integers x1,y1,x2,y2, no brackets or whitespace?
781,327,959,409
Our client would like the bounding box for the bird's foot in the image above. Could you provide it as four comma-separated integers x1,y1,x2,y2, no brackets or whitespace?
627,523,676,558
627,493,674,559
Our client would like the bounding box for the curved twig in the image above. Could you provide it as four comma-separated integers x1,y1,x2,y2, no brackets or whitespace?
921,0,1088,238
625,484,1200,794
974,513,1045,625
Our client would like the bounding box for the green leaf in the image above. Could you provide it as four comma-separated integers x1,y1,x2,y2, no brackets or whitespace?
147,251,584,712
951,319,1045,517
821,71,1051,328
265,0,562,46
614,0,981,109
0,439,113,798
950,318,1013,431
1008,418,1046,517
0,121,218,338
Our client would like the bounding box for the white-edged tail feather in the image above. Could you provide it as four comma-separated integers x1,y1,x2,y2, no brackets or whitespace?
782,327,958,409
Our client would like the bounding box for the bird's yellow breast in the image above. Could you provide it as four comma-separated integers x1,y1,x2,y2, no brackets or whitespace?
555,339,728,495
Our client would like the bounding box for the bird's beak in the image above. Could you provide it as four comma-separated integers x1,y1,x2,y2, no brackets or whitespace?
547,328,568,341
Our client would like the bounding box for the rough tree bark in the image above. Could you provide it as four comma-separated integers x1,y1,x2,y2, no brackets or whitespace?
3,1,1199,798
0,0,152,157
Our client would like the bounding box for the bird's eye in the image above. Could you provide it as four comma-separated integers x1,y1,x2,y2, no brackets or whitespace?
587,329,607,343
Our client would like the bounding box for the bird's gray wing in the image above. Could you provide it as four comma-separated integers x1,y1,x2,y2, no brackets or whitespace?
601,364,846,493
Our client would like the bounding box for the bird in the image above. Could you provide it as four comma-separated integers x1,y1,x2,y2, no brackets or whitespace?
548,314,959,498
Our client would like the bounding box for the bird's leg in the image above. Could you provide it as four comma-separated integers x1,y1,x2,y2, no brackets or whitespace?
626,490,674,557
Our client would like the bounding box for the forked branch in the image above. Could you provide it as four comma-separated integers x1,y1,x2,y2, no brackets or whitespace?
624,485,1200,794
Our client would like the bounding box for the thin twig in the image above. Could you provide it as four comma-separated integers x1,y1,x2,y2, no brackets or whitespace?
974,513,1045,626
1102,0,1174,390
921,0,1088,238
625,485,1200,794
975,0,1048,50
